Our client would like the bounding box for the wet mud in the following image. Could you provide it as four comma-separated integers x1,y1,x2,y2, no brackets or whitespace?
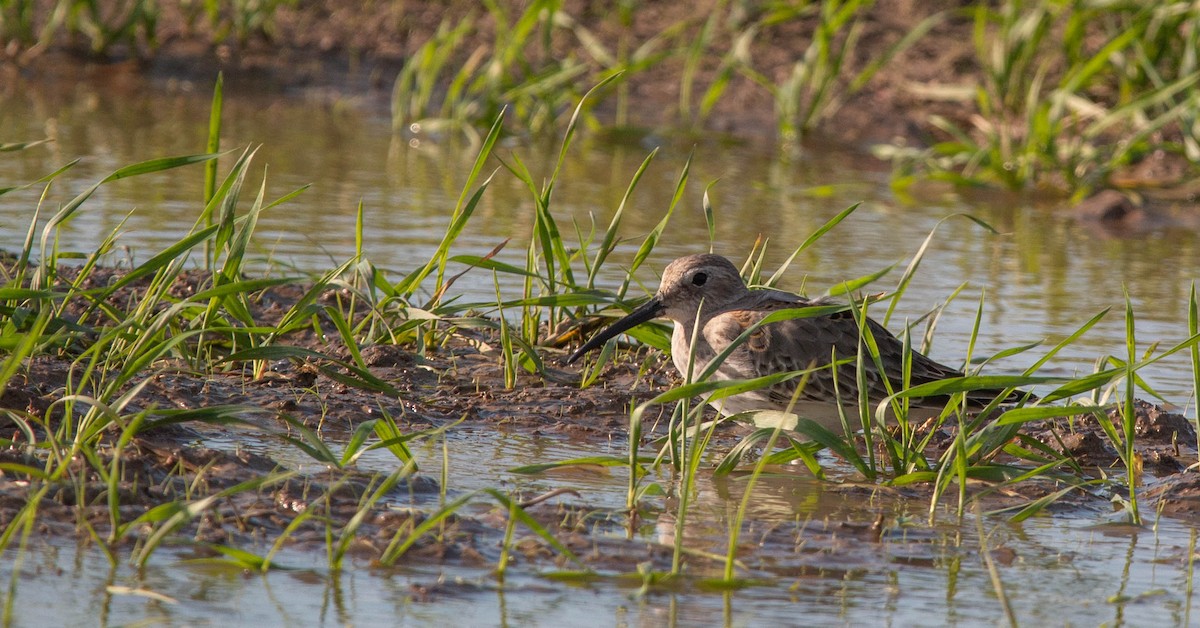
2,265,1198,579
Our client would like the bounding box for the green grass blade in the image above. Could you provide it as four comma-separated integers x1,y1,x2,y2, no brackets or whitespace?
766,202,859,287
204,73,223,207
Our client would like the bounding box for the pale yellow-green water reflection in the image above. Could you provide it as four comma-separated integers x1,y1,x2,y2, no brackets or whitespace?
2,73,1200,625
3,72,1197,409
4,426,1198,627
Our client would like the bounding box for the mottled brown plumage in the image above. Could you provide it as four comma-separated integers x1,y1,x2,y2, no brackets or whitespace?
568,254,1030,430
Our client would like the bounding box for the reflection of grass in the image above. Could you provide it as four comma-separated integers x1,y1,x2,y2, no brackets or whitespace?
542,167,1192,588
8,1,1198,195
0,86,573,581
1,76,1197,609
389,0,928,146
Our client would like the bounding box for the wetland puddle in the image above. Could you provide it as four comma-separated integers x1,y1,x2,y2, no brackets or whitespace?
3,73,1200,625
6,425,1200,626
4,71,1200,405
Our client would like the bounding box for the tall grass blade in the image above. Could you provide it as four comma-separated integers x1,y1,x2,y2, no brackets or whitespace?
400,111,505,303
204,73,224,208
621,152,692,298
1120,287,1140,524
766,202,859,287
587,148,657,289
379,493,475,565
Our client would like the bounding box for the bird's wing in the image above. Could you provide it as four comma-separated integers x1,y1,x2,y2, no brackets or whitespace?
702,291,985,408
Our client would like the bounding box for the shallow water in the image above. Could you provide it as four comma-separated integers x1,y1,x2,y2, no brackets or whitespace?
5,428,1199,626
4,73,1199,411
3,72,1200,625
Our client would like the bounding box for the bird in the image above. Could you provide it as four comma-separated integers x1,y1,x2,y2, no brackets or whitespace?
565,253,1031,431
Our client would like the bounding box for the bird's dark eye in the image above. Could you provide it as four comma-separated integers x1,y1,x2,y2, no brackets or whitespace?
692,272,708,286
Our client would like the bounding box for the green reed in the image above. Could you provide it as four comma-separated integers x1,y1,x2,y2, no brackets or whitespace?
1120,289,1142,523
0,0,296,54
202,72,223,269
9,0,1196,198
1191,282,1200,454
736,0,932,145
5,54,1200,610
391,0,590,137
881,0,1200,197
0,87,647,600
387,0,931,142
504,78,618,342
185,0,297,45
384,0,926,139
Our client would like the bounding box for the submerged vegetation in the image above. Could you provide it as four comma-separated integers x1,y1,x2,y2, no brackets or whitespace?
1,72,1198,618
3,0,1200,196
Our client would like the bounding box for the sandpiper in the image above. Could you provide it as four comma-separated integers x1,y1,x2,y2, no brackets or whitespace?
566,254,1029,430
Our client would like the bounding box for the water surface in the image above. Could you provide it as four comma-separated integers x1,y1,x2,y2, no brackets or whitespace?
5,428,1198,626
4,71,1197,408
3,71,1200,626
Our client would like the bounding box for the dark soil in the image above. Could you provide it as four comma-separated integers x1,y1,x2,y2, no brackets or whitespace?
0,0,1182,157
10,0,969,147
3,1,1200,574
1,263,1198,577
6,0,1197,227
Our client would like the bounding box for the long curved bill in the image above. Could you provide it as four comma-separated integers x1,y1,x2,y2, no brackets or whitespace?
565,297,665,364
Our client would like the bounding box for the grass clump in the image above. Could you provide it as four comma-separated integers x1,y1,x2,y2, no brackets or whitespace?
389,0,928,145
7,1,1199,198
0,91,557,583
2,70,1198,609
879,0,1200,199
0,0,297,56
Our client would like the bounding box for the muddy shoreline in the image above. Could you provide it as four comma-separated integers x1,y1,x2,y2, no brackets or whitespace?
0,1,1137,149
7,0,1199,233
4,1,1200,582
2,262,1199,571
